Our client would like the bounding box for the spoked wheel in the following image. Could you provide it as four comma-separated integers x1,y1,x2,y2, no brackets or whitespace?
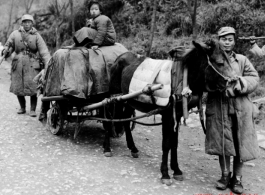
46,102,66,135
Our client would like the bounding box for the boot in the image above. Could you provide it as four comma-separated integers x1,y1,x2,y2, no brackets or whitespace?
30,95,37,117
230,175,243,194
17,108,26,114
17,96,26,114
39,101,49,122
216,172,231,190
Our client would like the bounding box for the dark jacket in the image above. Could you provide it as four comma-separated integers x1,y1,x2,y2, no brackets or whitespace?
205,52,260,162
91,14,116,46
4,26,50,96
74,15,116,47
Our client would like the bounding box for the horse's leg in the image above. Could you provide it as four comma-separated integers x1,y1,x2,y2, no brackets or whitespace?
102,121,113,157
100,106,112,157
160,108,174,186
123,104,139,158
171,116,184,181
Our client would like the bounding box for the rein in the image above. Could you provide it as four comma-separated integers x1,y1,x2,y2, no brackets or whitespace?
206,56,231,82
205,55,238,93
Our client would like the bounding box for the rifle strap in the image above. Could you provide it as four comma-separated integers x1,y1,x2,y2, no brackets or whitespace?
20,30,38,57
20,31,29,50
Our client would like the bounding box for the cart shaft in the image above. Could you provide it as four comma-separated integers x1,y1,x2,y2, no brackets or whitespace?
41,96,68,102
82,84,163,111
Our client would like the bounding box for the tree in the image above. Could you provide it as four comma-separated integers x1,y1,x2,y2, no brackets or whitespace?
23,0,35,14
69,0,75,35
146,0,158,57
4,0,15,43
186,0,198,40
48,0,70,49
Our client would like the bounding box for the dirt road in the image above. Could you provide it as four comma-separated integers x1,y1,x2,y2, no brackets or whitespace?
0,61,264,195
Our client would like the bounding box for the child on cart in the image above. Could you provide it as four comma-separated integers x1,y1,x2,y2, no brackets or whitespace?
73,0,116,50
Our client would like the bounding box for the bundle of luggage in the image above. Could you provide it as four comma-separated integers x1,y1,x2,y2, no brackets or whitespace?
43,43,128,99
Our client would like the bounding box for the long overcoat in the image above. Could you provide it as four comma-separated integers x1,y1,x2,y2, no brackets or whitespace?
205,52,260,162
4,27,50,96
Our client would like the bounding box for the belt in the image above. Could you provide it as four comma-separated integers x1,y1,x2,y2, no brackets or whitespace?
15,51,38,59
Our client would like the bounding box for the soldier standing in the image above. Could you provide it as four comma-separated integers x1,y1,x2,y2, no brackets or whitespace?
249,36,265,57
1,14,50,117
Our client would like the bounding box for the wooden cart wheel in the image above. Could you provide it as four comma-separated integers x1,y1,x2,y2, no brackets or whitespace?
46,102,65,135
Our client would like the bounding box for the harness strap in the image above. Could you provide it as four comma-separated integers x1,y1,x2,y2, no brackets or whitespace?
173,94,177,132
206,56,231,81
197,95,206,134
220,95,228,176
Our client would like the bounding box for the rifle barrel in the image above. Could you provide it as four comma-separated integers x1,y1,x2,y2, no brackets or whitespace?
238,36,265,40
0,57,5,66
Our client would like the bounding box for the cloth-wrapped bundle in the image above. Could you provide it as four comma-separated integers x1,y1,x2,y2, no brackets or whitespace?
43,43,128,98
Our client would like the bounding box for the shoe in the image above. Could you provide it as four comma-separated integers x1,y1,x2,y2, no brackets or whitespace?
216,172,232,190
38,112,47,121
29,111,37,117
17,108,26,114
230,175,243,194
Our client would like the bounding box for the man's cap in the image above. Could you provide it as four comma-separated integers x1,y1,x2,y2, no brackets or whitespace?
21,14,34,23
217,27,236,37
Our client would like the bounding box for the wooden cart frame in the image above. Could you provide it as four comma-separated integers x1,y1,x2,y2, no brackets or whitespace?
42,84,164,138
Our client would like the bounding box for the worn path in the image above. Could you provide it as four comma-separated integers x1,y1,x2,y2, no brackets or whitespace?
0,61,265,195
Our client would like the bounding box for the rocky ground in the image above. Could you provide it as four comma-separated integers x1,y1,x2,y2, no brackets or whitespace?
0,60,265,195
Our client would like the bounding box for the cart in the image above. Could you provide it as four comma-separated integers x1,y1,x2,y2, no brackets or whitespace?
41,84,164,139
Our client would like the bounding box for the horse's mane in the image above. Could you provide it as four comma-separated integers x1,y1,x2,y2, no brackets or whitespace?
181,43,209,95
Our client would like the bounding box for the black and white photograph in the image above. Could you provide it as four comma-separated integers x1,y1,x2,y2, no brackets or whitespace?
0,0,265,194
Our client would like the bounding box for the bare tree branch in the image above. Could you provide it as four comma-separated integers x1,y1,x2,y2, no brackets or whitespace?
69,0,75,35
146,0,158,57
185,0,198,40
48,0,70,49
24,0,35,13
192,0,198,40
5,0,15,42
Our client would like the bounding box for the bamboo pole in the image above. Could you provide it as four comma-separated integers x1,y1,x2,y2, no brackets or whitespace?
42,84,164,110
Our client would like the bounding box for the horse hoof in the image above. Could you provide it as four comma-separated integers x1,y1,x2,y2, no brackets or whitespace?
161,178,172,186
131,152,139,158
173,174,184,181
104,152,113,157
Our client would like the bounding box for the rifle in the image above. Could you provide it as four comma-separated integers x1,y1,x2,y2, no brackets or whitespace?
238,36,265,40
0,54,7,66
0,47,10,66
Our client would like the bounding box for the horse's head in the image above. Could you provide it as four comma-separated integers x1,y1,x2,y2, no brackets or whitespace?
188,39,238,96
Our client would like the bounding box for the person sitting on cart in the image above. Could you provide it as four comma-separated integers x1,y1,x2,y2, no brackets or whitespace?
72,0,116,50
